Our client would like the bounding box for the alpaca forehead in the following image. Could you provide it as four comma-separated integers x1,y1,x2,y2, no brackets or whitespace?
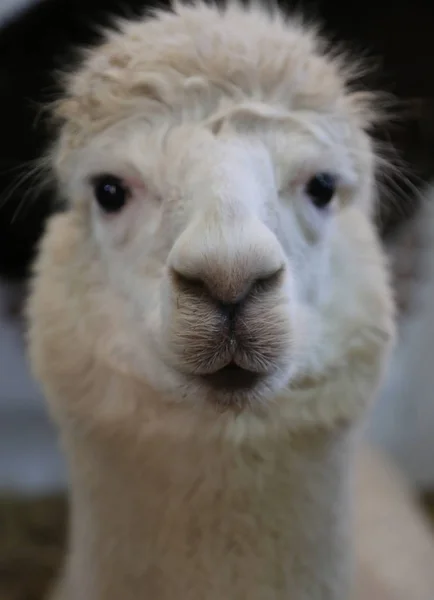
64,104,358,195
54,2,368,156
73,126,276,217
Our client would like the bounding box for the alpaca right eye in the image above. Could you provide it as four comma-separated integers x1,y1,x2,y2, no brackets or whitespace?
305,173,337,209
92,175,130,213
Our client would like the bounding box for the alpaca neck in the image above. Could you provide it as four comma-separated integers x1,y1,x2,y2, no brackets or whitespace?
59,413,357,600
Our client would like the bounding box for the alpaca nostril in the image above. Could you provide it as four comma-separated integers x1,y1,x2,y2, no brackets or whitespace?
171,268,209,298
251,267,285,296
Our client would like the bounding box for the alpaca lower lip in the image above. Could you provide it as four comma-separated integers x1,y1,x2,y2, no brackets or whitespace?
201,363,261,391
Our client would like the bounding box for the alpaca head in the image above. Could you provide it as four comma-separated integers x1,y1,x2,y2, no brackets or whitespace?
28,2,394,433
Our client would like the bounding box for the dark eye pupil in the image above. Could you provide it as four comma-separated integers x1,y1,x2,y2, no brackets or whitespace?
93,175,128,213
306,173,336,208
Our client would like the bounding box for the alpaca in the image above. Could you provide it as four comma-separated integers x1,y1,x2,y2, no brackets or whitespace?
26,2,405,598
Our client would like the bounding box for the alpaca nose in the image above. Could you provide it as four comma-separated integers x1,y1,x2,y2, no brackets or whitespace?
169,218,285,306
171,266,283,309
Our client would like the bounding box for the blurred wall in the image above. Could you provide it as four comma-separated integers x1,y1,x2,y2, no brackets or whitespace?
370,185,434,488
0,0,41,23
0,280,66,492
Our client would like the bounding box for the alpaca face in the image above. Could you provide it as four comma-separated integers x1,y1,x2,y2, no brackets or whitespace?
57,113,364,408
29,3,394,421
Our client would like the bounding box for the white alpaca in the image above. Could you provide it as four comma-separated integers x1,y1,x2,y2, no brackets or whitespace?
26,2,434,599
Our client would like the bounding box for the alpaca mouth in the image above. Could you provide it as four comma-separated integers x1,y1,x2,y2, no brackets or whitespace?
200,362,261,391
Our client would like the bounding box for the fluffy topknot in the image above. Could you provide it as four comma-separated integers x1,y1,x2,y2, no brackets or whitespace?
51,1,377,159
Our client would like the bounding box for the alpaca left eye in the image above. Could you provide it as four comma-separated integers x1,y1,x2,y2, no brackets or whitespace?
92,175,130,214
305,173,337,208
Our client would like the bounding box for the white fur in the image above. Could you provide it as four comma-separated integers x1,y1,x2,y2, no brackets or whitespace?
26,2,402,599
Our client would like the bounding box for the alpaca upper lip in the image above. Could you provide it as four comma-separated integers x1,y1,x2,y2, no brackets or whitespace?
200,362,261,391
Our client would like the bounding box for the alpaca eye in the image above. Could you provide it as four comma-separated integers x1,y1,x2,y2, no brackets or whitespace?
92,175,130,213
305,173,337,208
